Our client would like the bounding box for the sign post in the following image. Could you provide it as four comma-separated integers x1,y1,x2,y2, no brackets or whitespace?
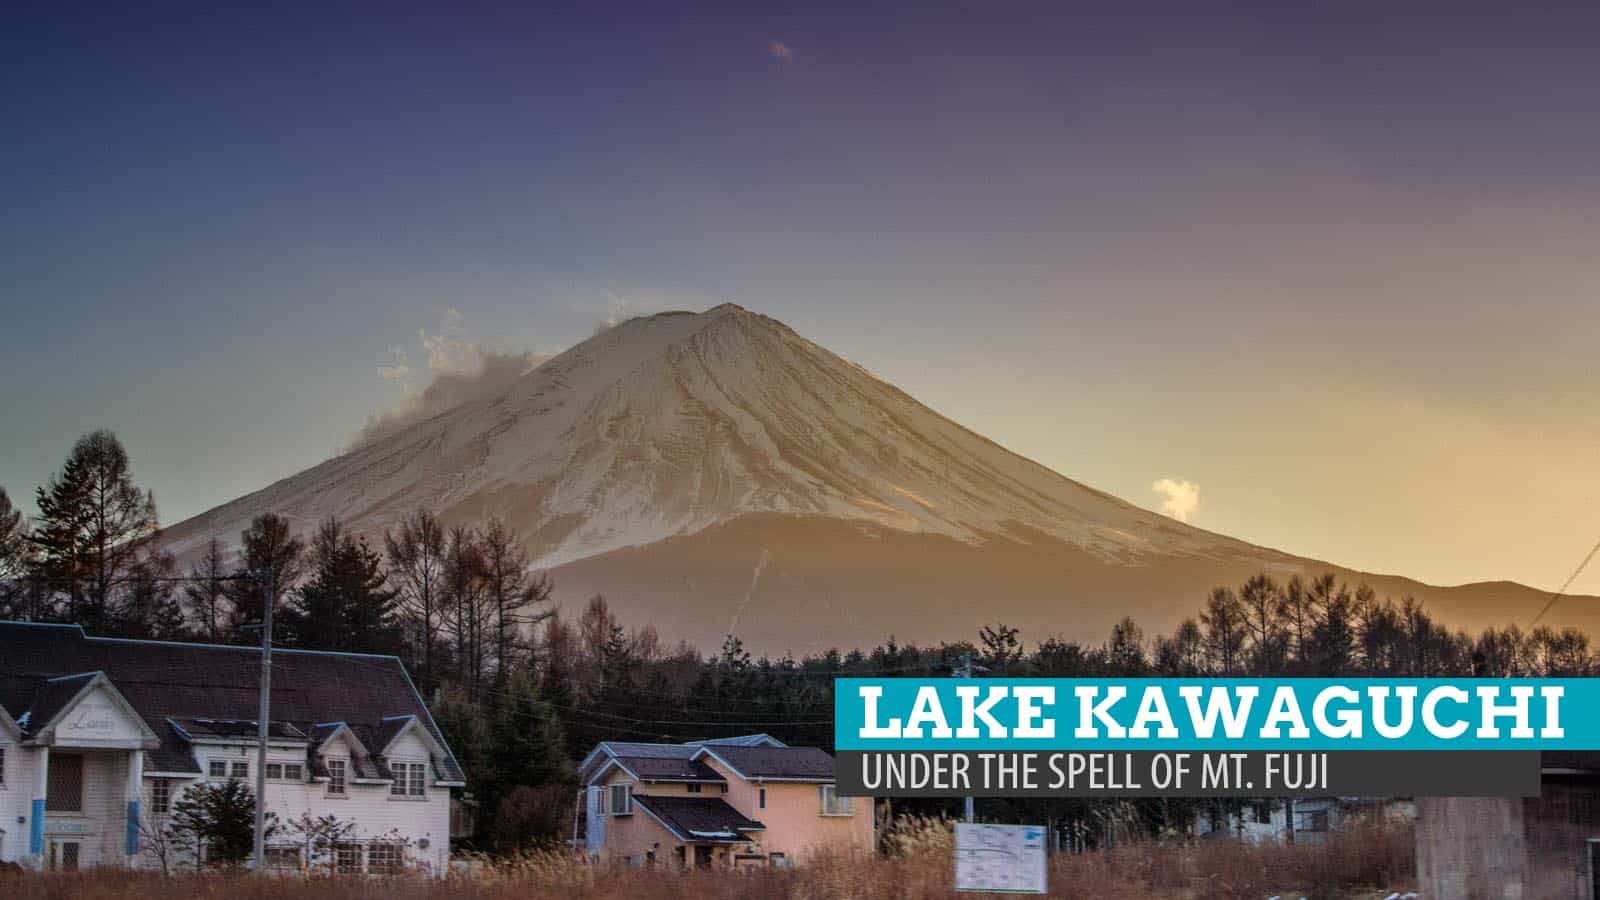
955,822,1047,894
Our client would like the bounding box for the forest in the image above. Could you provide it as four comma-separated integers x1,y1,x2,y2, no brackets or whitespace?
1,429,1593,850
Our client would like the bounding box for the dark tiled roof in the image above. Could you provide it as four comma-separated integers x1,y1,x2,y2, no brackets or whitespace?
148,720,203,773
684,734,787,748
22,671,103,733
0,621,463,783
700,745,836,781
614,756,726,782
171,717,308,740
632,795,765,842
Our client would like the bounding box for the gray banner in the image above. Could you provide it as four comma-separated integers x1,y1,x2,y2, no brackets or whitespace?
834,751,1540,797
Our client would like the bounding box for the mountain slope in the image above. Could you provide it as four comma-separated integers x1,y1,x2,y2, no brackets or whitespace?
162,304,1597,651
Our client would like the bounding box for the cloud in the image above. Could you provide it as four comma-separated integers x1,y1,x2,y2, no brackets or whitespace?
592,294,667,335
1151,478,1201,523
355,311,552,449
767,41,795,64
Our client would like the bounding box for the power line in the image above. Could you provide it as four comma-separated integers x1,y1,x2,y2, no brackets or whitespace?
1529,536,1600,627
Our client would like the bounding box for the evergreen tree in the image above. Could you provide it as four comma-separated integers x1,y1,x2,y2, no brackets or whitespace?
283,517,400,654
118,551,188,640
167,779,276,869
0,487,35,618
29,430,159,632
978,622,1023,674
227,513,305,635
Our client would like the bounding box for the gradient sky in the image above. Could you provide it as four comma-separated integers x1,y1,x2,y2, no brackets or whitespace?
4,2,1598,595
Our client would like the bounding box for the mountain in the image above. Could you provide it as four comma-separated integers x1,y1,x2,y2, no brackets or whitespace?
161,304,1597,653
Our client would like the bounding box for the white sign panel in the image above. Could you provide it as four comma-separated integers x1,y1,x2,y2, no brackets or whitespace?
955,822,1047,894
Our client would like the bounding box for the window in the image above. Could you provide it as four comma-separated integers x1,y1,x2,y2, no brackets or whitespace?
820,784,852,816
283,763,304,781
1253,801,1273,825
230,761,248,780
150,779,171,814
758,788,766,810
686,782,702,793
408,762,426,796
0,746,6,786
47,754,83,812
1303,810,1329,833
334,842,362,875
719,783,728,794
609,783,632,815
366,842,403,875
264,846,301,871
327,759,347,795
208,760,228,779
390,762,426,798
265,763,283,780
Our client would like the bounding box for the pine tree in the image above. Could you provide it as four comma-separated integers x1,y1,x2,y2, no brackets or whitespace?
29,430,159,632
226,513,305,635
118,551,188,640
283,517,400,654
0,487,34,618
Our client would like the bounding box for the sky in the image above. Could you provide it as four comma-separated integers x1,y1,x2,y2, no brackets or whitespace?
3,1,1598,595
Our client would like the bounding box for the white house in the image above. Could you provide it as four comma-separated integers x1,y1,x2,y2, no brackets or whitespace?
0,621,465,873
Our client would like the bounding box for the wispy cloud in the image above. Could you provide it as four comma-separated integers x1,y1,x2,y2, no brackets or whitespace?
592,294,668,335
1151,477,1201,523
356,310,552,448
767,40,795,64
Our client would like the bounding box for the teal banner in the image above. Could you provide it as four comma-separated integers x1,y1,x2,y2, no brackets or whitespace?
834,678,1596,751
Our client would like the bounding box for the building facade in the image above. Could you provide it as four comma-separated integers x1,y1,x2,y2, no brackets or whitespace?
0,621,464,874
1416,754,1600,899
578,734,873,866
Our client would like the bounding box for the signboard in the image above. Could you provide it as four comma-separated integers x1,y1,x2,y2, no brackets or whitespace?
955,823,1047,894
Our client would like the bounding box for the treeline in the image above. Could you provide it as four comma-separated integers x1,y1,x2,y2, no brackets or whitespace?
3,430,1595,851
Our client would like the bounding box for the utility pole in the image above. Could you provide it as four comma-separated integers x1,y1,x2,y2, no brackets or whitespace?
957,652,974,824
252,566,274,872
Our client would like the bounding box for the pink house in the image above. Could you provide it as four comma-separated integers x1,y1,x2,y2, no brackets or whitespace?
578,735,873,867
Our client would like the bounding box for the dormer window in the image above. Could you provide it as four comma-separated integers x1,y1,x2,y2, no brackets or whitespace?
327,758,347,796
609,784,632,815
390,762,426,798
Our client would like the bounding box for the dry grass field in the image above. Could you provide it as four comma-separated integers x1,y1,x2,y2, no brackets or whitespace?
0,822,1415,900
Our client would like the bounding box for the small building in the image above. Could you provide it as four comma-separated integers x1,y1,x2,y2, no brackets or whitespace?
0,621,464,874
1200,796,1415,843
1416,753,1600,899
578,734,873,867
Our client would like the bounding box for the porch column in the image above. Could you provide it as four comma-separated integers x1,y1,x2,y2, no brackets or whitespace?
125,750,143,857
29,745,49,857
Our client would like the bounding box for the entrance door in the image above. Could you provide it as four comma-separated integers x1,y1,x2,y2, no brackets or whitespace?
47,839,82,871
693,845,713,868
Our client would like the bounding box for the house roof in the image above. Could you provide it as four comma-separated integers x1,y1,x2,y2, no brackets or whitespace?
695,745,837,782
631,795,765,843
578,734,790,784
0,621,464,783
170,717,308,741
611,756,727,782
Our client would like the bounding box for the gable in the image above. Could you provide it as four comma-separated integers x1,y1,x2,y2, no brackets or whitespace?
41,682,156,748
385,727,432,760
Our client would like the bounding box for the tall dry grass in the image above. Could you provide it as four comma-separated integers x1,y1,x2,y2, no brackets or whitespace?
0,821,1414,900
